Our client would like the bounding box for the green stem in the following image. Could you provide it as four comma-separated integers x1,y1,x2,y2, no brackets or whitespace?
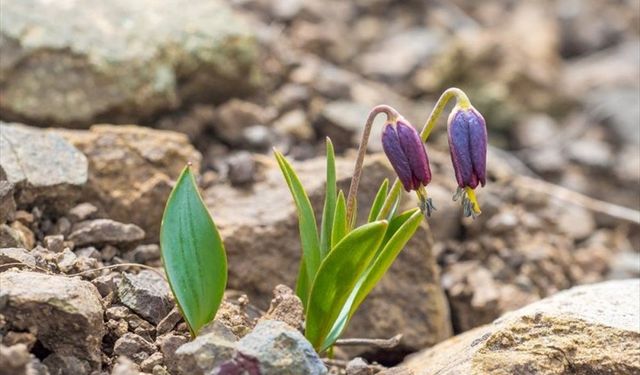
345,105,399,226
376,88,470,220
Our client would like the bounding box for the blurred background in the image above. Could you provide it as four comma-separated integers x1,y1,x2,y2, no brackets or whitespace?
1,0,639,365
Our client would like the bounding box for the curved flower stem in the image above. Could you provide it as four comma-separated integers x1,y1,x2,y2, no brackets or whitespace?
345,105,400,225
376,88,470,220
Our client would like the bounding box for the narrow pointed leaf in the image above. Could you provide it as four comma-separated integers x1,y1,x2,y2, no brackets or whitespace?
376,180,403,220
368,179,389,222
295,259,309,309
323,208,422,348
274,150,321,300
331,191,348,248
320,138,336,259
305,221,388,351
160,166,227,337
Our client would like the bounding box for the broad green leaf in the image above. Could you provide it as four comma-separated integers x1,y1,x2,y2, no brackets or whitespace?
319,138,336,259
160,166,227,337
323,208,422,348
274,150,321,301
305,221,388,351
331,191,347,247
368,179,389,222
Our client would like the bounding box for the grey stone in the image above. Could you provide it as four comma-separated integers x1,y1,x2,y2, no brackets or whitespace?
0,224,26,249
226,152,256,186
211,99,274,146
114,333,157,364
69,219,145,246
111,356,140,375
55,248,77,273
44,234,65,253
157,307,184,336
0,344,32,375
42,354,91,375
118,271,173,325
92,273,122,297
124,244,161,264
67,203,98,222
0,0,264,125
273,110,314,141
567,138,612,168
401,279,640,375
174,330,236,375
0,271,104,370
236,320,326,375
319,101,377,151
157,333,188,375
258,285,304,331
140,352,164,373
0,123,87,207
0,181,16,224
0,247,35,267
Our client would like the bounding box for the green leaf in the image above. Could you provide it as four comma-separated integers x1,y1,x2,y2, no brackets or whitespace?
160,166,227,337
305,221,388,351
319,138,336,259
368,179,389,222
295,259,309,308
376,180,403,221
274,150,321,302
323,208,423,349
331,191,348,247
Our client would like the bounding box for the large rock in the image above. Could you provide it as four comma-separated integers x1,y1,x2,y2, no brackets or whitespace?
0,0,264,125
54,125,201,241
0,122,87,208
205,153,453,353
400,279,640,375
0,271,105,372
117,270,174,325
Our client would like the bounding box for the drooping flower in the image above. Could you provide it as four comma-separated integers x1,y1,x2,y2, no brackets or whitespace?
382,119,435,215
447,104,487,217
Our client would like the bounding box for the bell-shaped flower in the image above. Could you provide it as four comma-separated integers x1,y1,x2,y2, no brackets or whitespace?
447,105,487,217
382,119,435,215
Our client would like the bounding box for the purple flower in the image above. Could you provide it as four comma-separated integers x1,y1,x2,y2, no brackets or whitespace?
447,106,487,189
382,120,432,192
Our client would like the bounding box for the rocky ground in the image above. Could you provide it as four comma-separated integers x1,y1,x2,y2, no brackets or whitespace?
1,0,639,374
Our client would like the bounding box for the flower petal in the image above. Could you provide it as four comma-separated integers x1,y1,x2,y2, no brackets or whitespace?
396,121,431,187
382,124,413,191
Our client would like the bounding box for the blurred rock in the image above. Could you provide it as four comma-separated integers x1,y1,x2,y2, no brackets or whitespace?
205,153,452,354
401,279,640,375
0,122,87,209
0,0,265,125
226,152,257,186
0,247,36,268
174,327,237,375
212,99,275,146
0,181,16,224
567,138,612,168
118,270,173,325
586,87,640,146
358,28,443,80
234,320,326,375
42,354,91,375
0,225,26,249
157,333,188,375
69,219,145,247
56,125,201,241
67,202,99,223
0,344,33,375
0,271,104,370
512,114,559,148
259,285,304,331
273,109,314,141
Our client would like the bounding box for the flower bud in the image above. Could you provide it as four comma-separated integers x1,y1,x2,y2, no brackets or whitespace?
382,120,432,192
447,105,487,189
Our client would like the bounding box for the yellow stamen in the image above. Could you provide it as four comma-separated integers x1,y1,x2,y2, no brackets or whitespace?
416,185,428,203
464,187,481,215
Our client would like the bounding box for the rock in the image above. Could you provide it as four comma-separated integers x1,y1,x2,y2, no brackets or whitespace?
114,333,157,364
273,110,314,141
586,87,640,146
226,152,257,187
43,234,65,253
401,280,640,375
318,101,377,151
0,248,35,268
212,99,275,146
56,125,201,241
213,300,254,339
92,273,122,297
235,320,327,375
157,307,184,336
346,357,374,375
42,354,92,375
55,248,78,273
358,28,443,80
69,219,145,246
567,138,612,168
9,221,35,250
124,244,161,264
512,114,559,148
111,356,140,375
0,123,88,208
140,352,164,373
0,0,264,125
259,285,304,331
0,344,33,375
0,225,26,251
67,202,98,222
157,333,188,375
0,271,104,370
554,204,596,240
118,271,173,325
174,329,237,375
205,153,452,354
0,181,16,224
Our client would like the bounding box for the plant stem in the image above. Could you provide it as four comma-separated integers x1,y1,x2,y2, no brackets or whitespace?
334,334,402,348
376,88,470,220
345,105,399,225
